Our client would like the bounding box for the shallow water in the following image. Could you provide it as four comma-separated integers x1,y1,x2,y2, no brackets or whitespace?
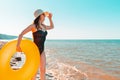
0,39,120,80
45,40,120,80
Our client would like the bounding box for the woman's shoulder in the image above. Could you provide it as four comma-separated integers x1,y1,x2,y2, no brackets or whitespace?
26,24,36,30
29,24,36,28
29,24,37,33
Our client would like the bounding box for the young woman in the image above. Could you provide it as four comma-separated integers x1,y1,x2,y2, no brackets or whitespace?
16,9,54,80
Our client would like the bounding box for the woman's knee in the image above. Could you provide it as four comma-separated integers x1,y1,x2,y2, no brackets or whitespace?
40,52,46,64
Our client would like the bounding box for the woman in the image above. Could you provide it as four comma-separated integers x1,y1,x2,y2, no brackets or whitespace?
16,9,54,80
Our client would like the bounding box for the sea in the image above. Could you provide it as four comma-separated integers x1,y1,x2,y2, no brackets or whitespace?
45,40,120,80
0,39,120,80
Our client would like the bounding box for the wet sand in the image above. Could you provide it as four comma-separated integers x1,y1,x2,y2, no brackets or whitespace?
46,55,120,80
65,60,119,80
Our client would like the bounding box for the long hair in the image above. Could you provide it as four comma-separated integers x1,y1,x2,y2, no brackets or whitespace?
33,15,41,30
33,14,45,30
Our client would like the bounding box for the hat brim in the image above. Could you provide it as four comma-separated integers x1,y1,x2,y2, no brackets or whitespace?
35,12,45,19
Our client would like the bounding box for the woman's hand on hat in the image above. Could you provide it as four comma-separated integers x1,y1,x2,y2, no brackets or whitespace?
48,13,52,19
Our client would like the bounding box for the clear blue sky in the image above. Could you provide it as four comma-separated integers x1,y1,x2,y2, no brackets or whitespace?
0,0,120,39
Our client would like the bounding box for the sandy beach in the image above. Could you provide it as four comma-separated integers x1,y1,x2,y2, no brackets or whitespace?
0,41,6,49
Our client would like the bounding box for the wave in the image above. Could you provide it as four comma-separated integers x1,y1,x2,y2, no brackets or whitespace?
46,49,120,80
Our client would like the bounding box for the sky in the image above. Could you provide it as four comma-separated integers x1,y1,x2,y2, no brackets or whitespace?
0,0,120,39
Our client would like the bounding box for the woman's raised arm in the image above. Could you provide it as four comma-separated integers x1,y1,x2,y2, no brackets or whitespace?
44,13,54,30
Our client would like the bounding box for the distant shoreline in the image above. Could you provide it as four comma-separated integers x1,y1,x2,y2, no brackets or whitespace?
1,33,120,41
1,39,120,42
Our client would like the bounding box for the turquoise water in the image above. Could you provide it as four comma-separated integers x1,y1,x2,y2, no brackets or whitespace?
45,40,120,79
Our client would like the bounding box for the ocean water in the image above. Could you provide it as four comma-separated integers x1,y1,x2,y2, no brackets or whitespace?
45,40,120,80
1,39,120,80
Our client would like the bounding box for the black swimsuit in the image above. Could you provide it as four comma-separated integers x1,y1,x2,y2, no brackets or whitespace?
32,29,47,55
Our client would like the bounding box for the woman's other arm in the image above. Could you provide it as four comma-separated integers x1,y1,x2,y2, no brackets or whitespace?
16,24,34,51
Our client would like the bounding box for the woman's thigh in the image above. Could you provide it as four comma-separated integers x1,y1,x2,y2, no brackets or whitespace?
40,51,46,68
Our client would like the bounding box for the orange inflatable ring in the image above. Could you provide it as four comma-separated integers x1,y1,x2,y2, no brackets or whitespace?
0,39,40,80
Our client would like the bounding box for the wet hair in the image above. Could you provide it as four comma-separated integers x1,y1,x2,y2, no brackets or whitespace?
33,14,45,30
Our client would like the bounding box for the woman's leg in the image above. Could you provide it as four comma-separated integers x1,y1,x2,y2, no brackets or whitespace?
40,51,46,80
31,51,46,80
